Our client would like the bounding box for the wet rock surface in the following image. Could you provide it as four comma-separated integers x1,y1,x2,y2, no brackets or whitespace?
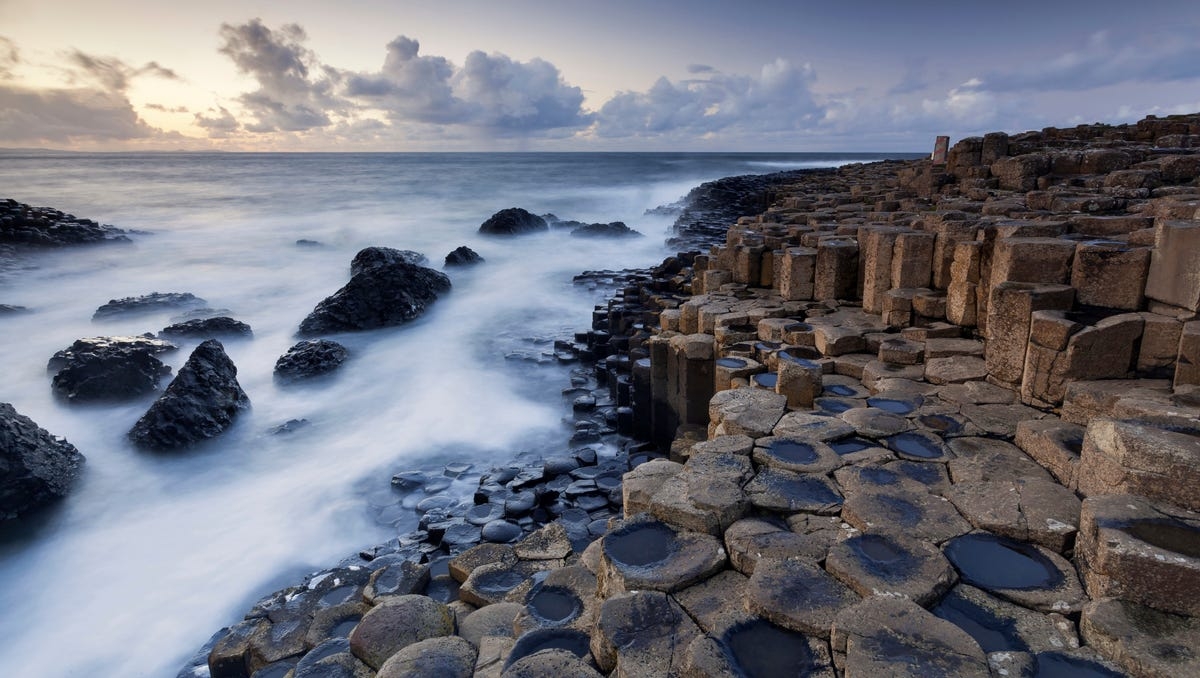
0,402,85,520
47,334,177,401
478,208,548,236
92,292,206,320
160,316,253,339
443,245,484,267
298,249,451,335
128,339,250,450
274,339,349,381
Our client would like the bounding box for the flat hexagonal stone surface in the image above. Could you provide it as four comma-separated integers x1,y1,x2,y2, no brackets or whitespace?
772,411,857,441
590,591,699,675
948,478,1081,552
708,387,787,438
943,532,1087,614
825,532,957,606
348,594,454,670
684,616,836,678
745,557,860,638
502,646,602,677
724,517,829,575
831,597,990,678
1081,598,1200,678
839,407,913,438
597,518,725,596
752,436,844,474
947,437,1053,483
513,565,598,636
376,635,476,678
884,430,953,462
458,602,523,646
744,467,844,515
932,583,1078,655
841,488,972,543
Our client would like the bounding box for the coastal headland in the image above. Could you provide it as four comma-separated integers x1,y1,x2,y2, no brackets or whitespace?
6,113,1200,677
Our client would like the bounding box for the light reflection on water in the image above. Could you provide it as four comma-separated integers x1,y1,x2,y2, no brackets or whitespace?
0,151,889,677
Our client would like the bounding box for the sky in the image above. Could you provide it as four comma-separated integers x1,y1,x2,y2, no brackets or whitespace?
1,0,1198,152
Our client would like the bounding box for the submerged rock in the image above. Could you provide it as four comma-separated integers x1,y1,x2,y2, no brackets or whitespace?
92,292,206,320
478,208,547,236
274,339,349,381
128,339,250,450
160,316,253,339
443,246,484,267
570,222,643,239
298,251,451,336
0,402,85,520
48,334,177,402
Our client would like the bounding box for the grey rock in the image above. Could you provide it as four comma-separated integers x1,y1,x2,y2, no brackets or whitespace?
0,402,85,520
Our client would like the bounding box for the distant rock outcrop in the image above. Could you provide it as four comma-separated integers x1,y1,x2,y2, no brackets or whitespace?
478,208,548,236
350,247,429,275
92,292,207,321
0,402,85,520
298,249,451,336
444,246,485,267
0,198,129,247
128,339,249,450
160,317,253,339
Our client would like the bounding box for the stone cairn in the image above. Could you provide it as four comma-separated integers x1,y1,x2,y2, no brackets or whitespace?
196,114,1200,678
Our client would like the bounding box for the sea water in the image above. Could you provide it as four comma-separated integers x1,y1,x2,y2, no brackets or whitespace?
0,151,905,677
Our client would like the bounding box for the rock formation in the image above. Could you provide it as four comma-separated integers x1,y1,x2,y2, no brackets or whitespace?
0,402,85,520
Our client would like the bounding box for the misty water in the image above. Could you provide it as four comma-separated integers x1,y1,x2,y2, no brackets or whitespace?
0,151,897,677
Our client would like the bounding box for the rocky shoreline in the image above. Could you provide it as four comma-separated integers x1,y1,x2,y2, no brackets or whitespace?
5,115,1200,677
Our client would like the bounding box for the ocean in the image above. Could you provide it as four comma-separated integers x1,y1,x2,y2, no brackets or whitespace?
0,151,912,677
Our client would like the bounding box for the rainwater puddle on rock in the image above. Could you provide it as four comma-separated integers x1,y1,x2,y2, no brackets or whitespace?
784,322,813,333
829,437,876,456
848,534,917,579
779,347,821,363
475,569,527,595
720,619,817,677
766,440,819,465
329,618,360,638
919,413,963,435
506,629,592,668
886,432,945,459
527,586,581,624
752,373,778,389
815,397,856,414
1034,652,1125,678
716,357,749,369
604,521,677,568
932,593,1027,653
823,384,857,397
867,398,915,415
944,533,1064,591
859,466,900,485
1125,519,1200,558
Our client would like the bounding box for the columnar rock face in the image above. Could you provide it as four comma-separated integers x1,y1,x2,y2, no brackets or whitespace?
0,403,85,520
128,339,250,450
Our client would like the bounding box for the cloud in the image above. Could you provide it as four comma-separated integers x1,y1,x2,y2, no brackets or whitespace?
217,19,342,133
0,37,18,80
887,59,933,95
594,59,822,139
0,85,156,143
146,103,189,113
687,64,716,74
65,50,179,91
976,30,1200,93
194,106,240,137
341,35,589,133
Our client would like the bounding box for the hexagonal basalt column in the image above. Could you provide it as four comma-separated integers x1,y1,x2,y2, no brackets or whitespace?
596,517,726,597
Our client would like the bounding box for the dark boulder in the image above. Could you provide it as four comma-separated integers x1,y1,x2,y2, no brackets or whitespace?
275,339,349,381
48,334,177,402
570,221,643,239
298,255,451,336
160,317,253,339
0,198,129,247
128,339,250,450
0,402,85,520
350,247,429,275
478,208,548,236
0,304,30,315
93,292,207,320
444,246,485,267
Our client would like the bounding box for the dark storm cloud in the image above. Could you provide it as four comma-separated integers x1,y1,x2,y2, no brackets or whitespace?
217,19,342,133
595,59,822,138
976,30,1200,93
